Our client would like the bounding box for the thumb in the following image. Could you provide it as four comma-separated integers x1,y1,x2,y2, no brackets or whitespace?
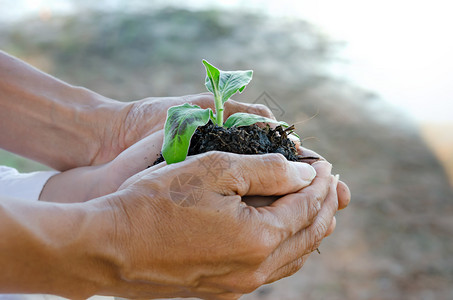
111,130,164,191
192,152,316,197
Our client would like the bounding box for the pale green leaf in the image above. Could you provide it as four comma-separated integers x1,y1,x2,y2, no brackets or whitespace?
203,60,253,105
224,112,289,128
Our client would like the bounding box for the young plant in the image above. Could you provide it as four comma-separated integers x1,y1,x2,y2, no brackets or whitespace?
161,60,291,164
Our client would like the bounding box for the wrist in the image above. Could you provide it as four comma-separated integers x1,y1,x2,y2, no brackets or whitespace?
77,194,134,297
39,164,109,203
50,197,125,298
67,87,128,167
0,51,130,169
63,198,123,297
0,198,119,298
82,93,132,167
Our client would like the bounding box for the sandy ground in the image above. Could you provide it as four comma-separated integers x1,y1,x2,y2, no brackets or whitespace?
419,122,453,187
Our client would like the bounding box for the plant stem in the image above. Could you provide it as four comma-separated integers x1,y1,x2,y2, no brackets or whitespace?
214,94,224,127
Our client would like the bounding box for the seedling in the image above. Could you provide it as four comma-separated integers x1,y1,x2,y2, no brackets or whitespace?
161,60,292,164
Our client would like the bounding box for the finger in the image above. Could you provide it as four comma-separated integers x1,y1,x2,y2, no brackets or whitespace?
265,254,310,284
224,99,276,120
257,161,333,238
288,134,301,148
112,130,164,190
299,174,339,253
337,180,351,210
185,92,216,110
115,130,164,169
297,146,325,161
199,152,317,197
261,173,338,271
118,160,168,190
297,147,351,210
324,216,336,237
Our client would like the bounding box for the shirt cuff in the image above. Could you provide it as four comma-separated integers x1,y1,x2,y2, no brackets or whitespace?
0,166,59,202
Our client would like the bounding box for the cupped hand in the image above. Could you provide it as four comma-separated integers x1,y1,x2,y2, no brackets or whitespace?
103,92,350,210
93,93,274,167
97,152,337,299
291,138,351,211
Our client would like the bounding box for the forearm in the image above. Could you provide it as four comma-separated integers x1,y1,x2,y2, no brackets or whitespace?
38,131,165,203
39,164,115,203
0,196,118,298
0,51,126,170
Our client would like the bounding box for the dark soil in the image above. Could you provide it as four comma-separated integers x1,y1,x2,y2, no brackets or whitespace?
153,121,319,165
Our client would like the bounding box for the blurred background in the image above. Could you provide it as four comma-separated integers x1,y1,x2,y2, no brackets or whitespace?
1,0,452,299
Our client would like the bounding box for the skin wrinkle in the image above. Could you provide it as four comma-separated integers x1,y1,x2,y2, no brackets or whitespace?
264,197,302,240
260,165,337,276
122,101,150,149
1,51,352,298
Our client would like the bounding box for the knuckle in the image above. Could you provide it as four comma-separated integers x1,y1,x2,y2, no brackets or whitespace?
250,271,267,291
309,220,328,251
288,258,305,277
251,104,274,118
192,92,215,102
242,228,279,264
275,259,306,282
237,271,266,293
306,194,322,218
265,153,288,173
249,248,269,265
248,235,275,263
314,218,329,239
226,167,249,195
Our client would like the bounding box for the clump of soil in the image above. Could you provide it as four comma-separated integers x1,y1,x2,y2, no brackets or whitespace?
153,122,319,165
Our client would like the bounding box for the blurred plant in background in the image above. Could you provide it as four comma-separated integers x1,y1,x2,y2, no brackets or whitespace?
1,4,452,300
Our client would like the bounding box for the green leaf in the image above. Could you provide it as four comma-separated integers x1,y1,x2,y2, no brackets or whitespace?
224,112,289,128
209,109,217,124
202,60,253,105
162,103,211,164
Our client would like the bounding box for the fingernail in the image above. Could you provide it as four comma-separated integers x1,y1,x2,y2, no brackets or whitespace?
298,163,317,181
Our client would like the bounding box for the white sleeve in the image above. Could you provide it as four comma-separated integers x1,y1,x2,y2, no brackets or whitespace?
0,166,59,201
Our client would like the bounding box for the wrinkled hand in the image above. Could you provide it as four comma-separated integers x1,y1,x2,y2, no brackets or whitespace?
247,138,351,236
292,139,351,212
99,152,337,299
94,93,273,166
39,130,165,203
101,94,350,223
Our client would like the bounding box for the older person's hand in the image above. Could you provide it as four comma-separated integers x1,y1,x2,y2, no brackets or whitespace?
90,93,274,166
294,141,351,211
0,51,276,171
103,93,351,210
39,130,164,203
1,51,347,300
86,153,336,299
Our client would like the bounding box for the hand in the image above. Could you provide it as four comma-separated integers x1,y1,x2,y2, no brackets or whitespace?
293,141,351,211
93,152,338,299
92,93,275,166
38,95,274,204
39,130,164,203
101,94,350,216
0,53,275,171
93,91,351,211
